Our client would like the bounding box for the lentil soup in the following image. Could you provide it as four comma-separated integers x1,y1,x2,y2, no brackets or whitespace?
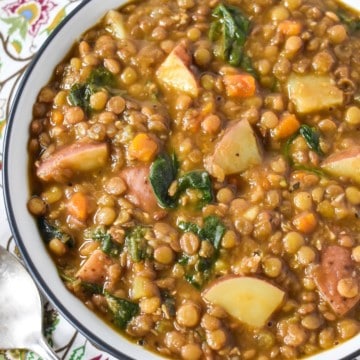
27,0,360,358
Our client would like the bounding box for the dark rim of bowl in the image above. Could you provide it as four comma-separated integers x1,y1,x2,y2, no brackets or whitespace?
2,1,133,359
2,1,360,360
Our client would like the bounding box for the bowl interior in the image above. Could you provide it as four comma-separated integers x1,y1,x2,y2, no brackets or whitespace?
2,0,360,359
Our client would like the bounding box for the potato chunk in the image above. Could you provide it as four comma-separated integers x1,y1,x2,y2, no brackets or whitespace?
203,276,285,328
104,10,126,39
156,43,198,97
205,119,262,181
36,142,109,182
120,165,161,215
313,246,360,316
287,73,343,113
321,147,360,184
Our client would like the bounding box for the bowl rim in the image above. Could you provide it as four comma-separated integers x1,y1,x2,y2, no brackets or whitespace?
2,0,360,359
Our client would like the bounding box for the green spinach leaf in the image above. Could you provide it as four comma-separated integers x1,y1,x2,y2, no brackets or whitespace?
105,292,139,329
161,291,176,318
150,154,213,209
337,9,360,33
91,227,121,257
178,216,226,289
81,281,103,295
39,218,74,247
299,125,323,156
68,67,115,112
209,3,251,68
149,153,178,208
178,215,225,251
177,171,213,207
178,221,202,236
284,124,323,162
199,215,227,250
87,67,114,87
125,226,151,262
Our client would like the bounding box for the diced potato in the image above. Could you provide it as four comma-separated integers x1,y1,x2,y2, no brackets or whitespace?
203,276,285,328
321,147,360,184
313,246,360,316
36,142,109,182
131,276,159,300
104,10,126,39
287,73,343,114
205,119,262,181
156,43,198,97
120,165,160,214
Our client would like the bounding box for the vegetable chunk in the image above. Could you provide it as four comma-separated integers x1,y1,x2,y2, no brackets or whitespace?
321,147,360,184
120,165,161,215
205,119,262,180
104,10,126,39
36,142,109,182
313,245,360,316
287,73,343,113
156,43,198,97
76,249,112,284
223,73,256,98
203,276,285,328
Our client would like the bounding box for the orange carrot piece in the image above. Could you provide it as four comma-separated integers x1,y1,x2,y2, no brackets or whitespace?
274,114,300,139
67,192,88,221
278,20,302,36
293,211,317,234
129,133,159,162
223,74,256,98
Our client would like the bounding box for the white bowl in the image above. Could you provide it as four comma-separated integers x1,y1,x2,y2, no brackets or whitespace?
2,0,360,359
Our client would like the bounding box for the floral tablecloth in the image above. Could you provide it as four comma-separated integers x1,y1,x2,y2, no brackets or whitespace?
0,1,117,359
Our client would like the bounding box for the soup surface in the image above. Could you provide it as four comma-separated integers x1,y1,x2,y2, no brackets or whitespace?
27,0,360,358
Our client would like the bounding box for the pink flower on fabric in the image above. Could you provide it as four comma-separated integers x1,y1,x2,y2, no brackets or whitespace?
2,0,56,36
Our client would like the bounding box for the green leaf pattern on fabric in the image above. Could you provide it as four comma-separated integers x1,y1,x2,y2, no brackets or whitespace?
69,345,85,360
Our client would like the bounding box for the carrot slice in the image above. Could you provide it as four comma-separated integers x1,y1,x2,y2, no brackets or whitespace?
278,20,302,36
274,114,300,139
128,133,159,162
67,192,88,221
223,74,256,98
293,211,317,234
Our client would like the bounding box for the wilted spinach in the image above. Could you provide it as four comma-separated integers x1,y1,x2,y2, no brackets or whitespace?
177,171,213,206
284,124,323,161
68,67,115,112
105,292,139,329
39,218,74,247
209,3,252,69
125,226,151,262
178,215,226,251
299,125,323,156
150,154,213,209
178,215,226,289
91,227,121,257
149,153,178,208
337,9,360,33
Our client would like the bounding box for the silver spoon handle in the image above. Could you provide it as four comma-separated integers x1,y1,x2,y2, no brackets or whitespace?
30,337,59,360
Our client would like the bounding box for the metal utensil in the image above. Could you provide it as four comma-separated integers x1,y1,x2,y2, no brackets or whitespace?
0,245,58,360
